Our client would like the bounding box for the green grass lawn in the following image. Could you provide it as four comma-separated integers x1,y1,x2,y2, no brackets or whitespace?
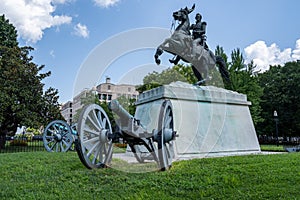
0,151,299,199
260,144,286,152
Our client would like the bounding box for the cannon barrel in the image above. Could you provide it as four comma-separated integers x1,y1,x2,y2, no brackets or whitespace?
109,100,147,138
109,100,133,123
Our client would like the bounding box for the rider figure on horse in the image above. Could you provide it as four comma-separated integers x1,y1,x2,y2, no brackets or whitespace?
190,13,209,50
169,12,209,65
154,4,230,85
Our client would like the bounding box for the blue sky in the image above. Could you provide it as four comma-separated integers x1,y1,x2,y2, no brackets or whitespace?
1,0,300,103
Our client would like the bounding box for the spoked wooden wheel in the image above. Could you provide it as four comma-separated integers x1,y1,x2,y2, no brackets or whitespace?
43,120,74,152
157,100,175,171
76,104,113,169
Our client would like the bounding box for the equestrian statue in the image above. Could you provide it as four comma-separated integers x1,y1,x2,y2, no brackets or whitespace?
154,4,230,85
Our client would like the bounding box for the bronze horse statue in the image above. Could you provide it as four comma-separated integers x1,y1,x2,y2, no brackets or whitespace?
154,4,230,84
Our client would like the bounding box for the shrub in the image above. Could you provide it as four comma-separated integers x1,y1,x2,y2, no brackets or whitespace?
10,140,28,146
114,143,127,148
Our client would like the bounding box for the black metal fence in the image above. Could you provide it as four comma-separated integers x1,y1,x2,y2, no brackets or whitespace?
258,135,300,145
0,135,45,153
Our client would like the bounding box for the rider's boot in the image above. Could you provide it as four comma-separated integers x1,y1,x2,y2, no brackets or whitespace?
204,43,209,50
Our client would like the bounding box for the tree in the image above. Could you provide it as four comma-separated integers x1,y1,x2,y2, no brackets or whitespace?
173,64,198,84
136,67,187,93
258,62,300,137
0,46,62,132
226,49,264,126
0,15,62,149
116,95,136,116
215,45,228,64
0,15,18,48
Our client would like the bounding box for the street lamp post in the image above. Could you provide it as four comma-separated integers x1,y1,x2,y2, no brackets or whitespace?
274,110,279,146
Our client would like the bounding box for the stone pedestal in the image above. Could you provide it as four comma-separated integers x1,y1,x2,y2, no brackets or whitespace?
134,82,260,158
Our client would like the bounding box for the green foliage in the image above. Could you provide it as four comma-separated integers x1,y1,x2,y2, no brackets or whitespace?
0,46,62,133
14,133,33,142
173,64,198,84
26,127,41,135
215,45,228,64
226,49,264,126
260,145,285,152
41,87,63,124
98,101,117,130
114,143,127,148
116,95,136,116
136,67,188,93
258,61,300,136
0,152,299,199
0,15,18,48
0,15,62,141
9,140,28,146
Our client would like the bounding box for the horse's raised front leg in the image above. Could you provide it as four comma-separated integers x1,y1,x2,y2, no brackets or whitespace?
154,48,163,65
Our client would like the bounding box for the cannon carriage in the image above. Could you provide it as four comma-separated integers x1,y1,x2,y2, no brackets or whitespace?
74,98,176,171
43,96,177,171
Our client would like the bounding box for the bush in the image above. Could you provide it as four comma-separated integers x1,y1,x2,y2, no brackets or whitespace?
114,143,127,148
10,140,28,146
14,133,33,141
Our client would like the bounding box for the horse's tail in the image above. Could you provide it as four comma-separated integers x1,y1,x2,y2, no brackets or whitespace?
215,56,230,84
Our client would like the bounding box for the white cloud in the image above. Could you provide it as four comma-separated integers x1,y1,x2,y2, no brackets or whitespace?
292,39,300,60
244,40,300,72
73,23,89,38
52,0,72,4
93,0,120,8
0,0,72,43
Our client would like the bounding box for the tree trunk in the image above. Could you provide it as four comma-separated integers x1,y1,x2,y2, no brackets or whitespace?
0,130,8,150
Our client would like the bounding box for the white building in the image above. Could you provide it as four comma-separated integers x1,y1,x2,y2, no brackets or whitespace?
60,77,139,124
97,77,138,102
61,101,73,124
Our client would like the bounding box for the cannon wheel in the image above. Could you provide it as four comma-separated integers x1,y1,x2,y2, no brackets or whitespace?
75,104,113,169
157,100,175,171
43,120,74,152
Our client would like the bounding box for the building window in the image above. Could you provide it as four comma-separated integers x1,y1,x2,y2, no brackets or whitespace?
108,85,111,90
108,95,112,100
128,87,131,92
102,94,107,100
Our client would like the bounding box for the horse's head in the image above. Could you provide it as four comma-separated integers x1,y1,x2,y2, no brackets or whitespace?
172,4,195,22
